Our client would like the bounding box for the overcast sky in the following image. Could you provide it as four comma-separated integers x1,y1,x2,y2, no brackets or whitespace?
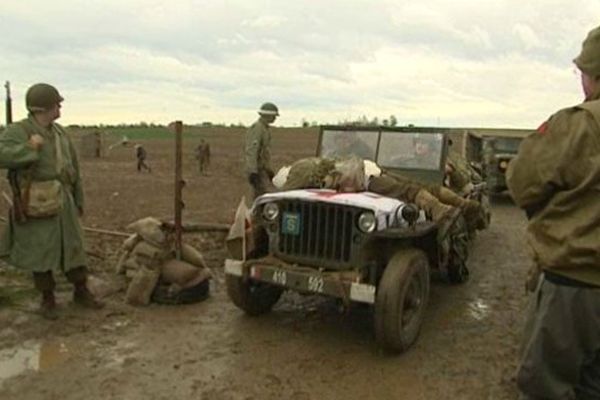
1,1,599,127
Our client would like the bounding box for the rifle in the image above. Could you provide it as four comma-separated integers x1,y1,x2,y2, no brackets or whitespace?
4,83,26,223
4,81,12,125
7,170,26,223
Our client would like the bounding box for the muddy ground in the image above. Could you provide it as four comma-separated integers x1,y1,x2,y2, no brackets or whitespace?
0,128,530,399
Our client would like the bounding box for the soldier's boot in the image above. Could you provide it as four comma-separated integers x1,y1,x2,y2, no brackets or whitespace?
73,283,104,309
436,187,484,232
33,271,59,320
67,267,104,309
40,291,59,320
414,189,459,223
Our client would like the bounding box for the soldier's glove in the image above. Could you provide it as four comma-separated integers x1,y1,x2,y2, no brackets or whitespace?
248,173,260,187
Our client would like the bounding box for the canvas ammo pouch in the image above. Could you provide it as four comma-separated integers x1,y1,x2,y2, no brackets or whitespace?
24,179,63,218
22,124,65,218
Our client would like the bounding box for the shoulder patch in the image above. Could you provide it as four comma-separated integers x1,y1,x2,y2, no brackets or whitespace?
536,120,549,135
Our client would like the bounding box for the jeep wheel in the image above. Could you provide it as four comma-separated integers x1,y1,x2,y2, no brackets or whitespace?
374,249,430,353
226,275,283,316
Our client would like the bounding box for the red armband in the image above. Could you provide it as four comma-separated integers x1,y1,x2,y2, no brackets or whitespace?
536,121,549,135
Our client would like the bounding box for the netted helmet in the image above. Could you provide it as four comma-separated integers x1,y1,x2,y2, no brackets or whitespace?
574,25,600,78
25,83,63,112
258,102,279,116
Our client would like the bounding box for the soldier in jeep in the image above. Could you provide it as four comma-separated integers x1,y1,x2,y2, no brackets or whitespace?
278,156,485,231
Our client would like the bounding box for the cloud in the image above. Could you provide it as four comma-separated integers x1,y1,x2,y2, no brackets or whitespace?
0,0,598,126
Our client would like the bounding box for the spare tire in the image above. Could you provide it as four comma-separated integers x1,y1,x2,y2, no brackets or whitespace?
151,279,210,305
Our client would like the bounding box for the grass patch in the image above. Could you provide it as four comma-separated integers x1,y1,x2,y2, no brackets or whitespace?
0,286,37,306
0,266,36,305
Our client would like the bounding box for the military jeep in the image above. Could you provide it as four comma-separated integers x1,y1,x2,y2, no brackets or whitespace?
465,129,532,194
225,126,471,353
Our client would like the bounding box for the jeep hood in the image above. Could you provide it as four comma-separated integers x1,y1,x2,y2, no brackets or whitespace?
254,189,425,230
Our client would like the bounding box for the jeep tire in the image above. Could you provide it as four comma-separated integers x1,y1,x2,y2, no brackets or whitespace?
374,249,430,353
226,275,283,316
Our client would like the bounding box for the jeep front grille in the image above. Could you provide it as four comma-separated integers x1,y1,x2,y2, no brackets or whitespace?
274,200,361,267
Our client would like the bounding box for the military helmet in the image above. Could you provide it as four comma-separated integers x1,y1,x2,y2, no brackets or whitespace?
258,102,279,116
574,25,600,77
25,83,64,112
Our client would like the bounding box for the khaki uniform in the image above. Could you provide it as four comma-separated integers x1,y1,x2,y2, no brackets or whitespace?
446,151,479,194
0,117,87,284
507,92,600,399
244,119,273,200
507,95,600,286
280,156,479,224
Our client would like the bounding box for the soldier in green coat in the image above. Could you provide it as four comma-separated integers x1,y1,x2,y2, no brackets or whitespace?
507,26,600,399
0,83,102,319
244,102,278,201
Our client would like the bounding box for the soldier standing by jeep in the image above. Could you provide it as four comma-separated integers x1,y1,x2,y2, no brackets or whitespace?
244,102,278,201
0,83,102,320
507,26,600,399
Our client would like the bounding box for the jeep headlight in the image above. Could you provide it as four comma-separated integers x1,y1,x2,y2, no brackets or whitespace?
499,160,508,170
397,203,420,225
357,212,376,233
262,202,279,221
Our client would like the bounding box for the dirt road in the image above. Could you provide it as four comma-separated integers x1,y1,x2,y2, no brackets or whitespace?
0,129,531,399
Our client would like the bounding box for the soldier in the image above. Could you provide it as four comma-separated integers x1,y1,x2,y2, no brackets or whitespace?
324,131,374,160
281,156,484,229
0,83,102,319
394,134,442,170
195,139,211,175
135,144,151,172
245,102,278,201
93,130,102,158
507,25,600,399
445,148,482,196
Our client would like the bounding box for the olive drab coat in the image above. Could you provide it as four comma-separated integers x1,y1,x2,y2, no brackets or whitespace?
244,119,272,175
0,116,87,273
506,91,600,286
446,151,474,194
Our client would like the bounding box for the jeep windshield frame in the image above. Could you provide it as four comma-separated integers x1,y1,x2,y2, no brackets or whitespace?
488,137,521,154
317,126,449,185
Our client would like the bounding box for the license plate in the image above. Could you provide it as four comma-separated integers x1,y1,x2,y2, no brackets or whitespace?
281,212,301,235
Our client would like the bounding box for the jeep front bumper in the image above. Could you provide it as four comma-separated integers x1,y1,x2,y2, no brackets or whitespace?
224,258,376,304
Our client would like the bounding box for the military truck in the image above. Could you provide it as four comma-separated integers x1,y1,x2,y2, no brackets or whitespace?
225,126,473,353
465,129,533,194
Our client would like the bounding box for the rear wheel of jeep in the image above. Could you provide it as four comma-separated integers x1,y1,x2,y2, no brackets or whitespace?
374,249,430,353
226,275,283,316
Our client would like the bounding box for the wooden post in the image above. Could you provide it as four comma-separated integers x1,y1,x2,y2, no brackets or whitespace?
174,120,184,259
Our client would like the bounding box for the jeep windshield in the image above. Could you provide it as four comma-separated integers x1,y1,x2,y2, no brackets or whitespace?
377,132,444,171
320,130,378,161
491,137,521,154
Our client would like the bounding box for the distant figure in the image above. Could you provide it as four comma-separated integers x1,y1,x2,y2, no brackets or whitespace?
135,144,151,172
94,130,102,158
195,139,211,175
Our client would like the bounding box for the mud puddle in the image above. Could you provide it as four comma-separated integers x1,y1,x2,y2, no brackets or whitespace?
0,340,72,385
